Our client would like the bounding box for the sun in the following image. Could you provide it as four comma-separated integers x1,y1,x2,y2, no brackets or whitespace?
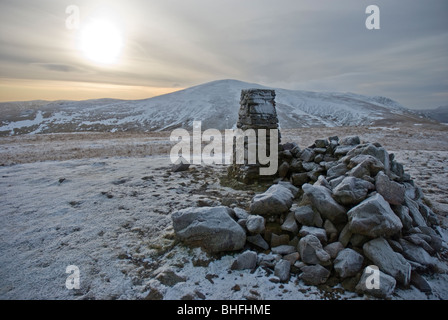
79,20,123,65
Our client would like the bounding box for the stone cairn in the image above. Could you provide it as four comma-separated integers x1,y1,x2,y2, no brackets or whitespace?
172,90,448,299
227,89,280,184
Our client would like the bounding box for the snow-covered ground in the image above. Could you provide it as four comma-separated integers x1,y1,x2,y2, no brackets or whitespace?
1,125,447,300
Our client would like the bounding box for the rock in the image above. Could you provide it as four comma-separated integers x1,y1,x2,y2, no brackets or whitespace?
300,148,315,162
324,242,345,259
399,239,439,269
231,251,258,270
347,193,403,238
327,163,348,179
347,155,385,177
302,184,347,224
294,205,315,226
298,226,328,244
315,139,329,148
291,173,309,187
246,234,270,250
355,266,396,299
258,253,281,269
277,181,299,198
334,145,355,157
145,287,164,300
281,211,299,234
171,157,190,172
270,233,290,248
155,268,187,286
363,238,411,286
250,185,294,216
404,196,427,227
334,248,364,278
333,176,374,205
340,136,360,146
283,252,300,265
375,171,405,205
299,264,331,286
392,205,413,231
278,162,290,178
271,245,296,255
323,220,338,243
246,215,266,234
274,260,291,283
410,271,432,294
298,234,331,265
172,206,246,253
338,224,352,247
404,234,435,255
233,207,249,220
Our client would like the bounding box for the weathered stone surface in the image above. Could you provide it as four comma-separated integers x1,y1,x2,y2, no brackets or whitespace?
333,176,374,205
246,234,270,250
250,184,294,216
270,233,290,248
278,162,290,178
399,239,439,269
277,181,299,198
334,248,364,278
323,219,338,242
300,148,315,162
338,223,352,247
274,260,291,283
246,215,266,235
410,271,432,294
291,173,309,187
233,207,249,220
347,154,385,177
299,264,331,286
298,234,331,265
355,266,396,299
155,268,187,286
392,205,413,231
363,238,411,286
281,211,299,234
298,226,328,244
327,163,348,179
404,196,427,227
171,157,191,172
172,206,246,253
324,242,345,259
375,171,405,205
271,245,296,255
302,183,347,224
340,136,360,146
294,205,315,226
231,251,258,270
347,193,403,238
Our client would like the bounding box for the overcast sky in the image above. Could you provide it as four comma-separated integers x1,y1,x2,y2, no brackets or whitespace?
0,0,447,109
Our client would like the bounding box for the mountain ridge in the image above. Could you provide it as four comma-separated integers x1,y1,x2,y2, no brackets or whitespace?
0,79,439,136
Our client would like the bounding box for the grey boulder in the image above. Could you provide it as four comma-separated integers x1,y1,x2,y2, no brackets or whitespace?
172,206,246,253
347,193,403,238
250,184,294,216
302,183,347,224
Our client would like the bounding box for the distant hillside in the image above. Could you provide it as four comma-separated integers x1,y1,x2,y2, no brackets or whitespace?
417,106,448,123
0,79,438,136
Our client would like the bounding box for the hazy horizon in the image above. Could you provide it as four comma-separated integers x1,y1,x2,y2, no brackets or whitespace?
1,0,447,109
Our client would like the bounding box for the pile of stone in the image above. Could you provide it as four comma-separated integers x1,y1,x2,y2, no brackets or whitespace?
171,135,448,298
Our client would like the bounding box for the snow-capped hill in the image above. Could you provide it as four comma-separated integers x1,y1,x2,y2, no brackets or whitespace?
0,79,432,136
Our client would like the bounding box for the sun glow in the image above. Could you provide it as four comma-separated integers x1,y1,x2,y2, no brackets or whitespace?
79,20,123,65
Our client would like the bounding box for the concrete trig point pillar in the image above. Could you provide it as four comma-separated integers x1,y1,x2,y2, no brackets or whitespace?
228,89,281,184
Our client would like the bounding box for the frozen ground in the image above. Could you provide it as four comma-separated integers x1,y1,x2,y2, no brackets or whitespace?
0,124,447,300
